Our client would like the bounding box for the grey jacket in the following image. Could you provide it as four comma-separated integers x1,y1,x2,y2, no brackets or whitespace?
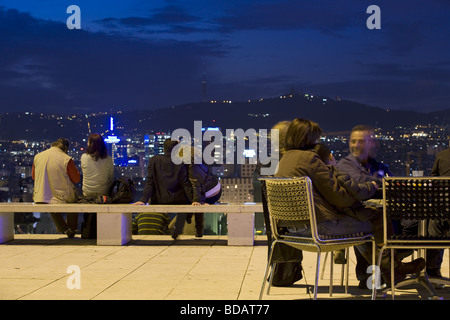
275,149,358,222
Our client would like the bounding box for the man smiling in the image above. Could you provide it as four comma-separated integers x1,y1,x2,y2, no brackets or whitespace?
337,124,391,187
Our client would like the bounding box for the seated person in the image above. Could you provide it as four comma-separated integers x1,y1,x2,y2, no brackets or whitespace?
132,212,171,235
314,143,378,202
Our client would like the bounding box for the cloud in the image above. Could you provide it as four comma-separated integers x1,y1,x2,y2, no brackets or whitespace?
1,1,450,115
215,1,361,34
0,7,226,113
356,62,450,84
93,4,215,36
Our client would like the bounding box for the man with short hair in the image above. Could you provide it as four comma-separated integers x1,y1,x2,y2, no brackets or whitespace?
337,125,391,187
32,138,80,238
337,125,425,288
133,139,193,240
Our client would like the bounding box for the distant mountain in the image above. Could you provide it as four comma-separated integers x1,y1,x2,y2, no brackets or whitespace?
0,93,448,141
116,93,448,134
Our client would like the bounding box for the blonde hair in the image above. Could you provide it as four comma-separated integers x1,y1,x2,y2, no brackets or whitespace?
272,120,291,156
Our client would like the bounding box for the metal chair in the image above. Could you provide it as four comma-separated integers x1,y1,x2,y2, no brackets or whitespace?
259,177,376,300
375,177,450,299
261,179,349,292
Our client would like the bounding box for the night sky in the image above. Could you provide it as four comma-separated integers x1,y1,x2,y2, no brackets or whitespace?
1,0,450,114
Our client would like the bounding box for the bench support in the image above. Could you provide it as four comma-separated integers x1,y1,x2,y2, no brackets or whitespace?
97,212,132,246
0,212,14,244
227,212,254,246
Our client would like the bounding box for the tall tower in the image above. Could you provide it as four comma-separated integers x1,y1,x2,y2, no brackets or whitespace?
201,71,207,102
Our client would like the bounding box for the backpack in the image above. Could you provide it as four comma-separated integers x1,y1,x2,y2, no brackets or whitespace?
108,178,136,203
269,242,304,287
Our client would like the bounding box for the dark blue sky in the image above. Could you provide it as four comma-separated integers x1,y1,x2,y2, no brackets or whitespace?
1,0,449,114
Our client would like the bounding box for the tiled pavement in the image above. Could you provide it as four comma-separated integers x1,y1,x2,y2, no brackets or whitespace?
1,234,450,301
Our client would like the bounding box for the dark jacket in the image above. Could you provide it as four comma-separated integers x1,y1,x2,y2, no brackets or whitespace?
336,154,392,185
431,147,450,177
330,166,377,201
275,149,358,222
140,152,192,204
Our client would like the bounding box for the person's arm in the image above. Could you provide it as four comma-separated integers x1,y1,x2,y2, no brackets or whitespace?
32,162,35,180
309,155,358,208
179,164,194,203
188,164,203,204
333,168,378,201
107,156,115,185
337,156,379,184
431,156,440,177
67,159,80,183
135,161,154,205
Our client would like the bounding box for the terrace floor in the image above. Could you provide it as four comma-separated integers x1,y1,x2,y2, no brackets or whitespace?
1,234,450,301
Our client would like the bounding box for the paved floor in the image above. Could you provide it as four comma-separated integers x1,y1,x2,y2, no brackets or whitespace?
1,234,450,301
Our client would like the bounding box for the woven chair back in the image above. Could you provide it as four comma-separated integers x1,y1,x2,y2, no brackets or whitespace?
265,177,312,223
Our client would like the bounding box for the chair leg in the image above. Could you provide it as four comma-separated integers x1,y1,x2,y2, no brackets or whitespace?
340,249,347,287
259,262,272,300
267,263,275,296
314,249,321,300
321,252,328,280
370,241,377,300
344,248,350,294
373,245,385,300
391,249,395,300
259,244,276,300
329,251,334,297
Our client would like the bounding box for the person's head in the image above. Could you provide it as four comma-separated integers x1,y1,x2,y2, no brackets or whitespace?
164,138,179,154
86,133,108,161
313,143,335,165
349,125,376,163
285,118,323,151
52,138,69,153
271,120,291,156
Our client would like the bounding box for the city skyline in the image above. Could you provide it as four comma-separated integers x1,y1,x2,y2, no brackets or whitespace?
0,0,450,115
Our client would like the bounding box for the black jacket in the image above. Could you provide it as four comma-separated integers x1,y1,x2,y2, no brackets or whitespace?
140,152,193,204
431,147,450,177
189,163,218,203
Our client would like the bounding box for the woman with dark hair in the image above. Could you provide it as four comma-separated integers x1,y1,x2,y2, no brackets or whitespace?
81,133,114,198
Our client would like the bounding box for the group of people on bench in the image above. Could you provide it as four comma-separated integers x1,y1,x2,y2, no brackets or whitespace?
32,135,221,240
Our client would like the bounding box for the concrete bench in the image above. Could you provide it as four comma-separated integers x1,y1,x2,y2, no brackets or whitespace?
0,203,263,246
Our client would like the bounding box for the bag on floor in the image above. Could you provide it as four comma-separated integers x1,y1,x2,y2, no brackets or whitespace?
269,242,303,287
108,178,136,203
270,262,303,287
